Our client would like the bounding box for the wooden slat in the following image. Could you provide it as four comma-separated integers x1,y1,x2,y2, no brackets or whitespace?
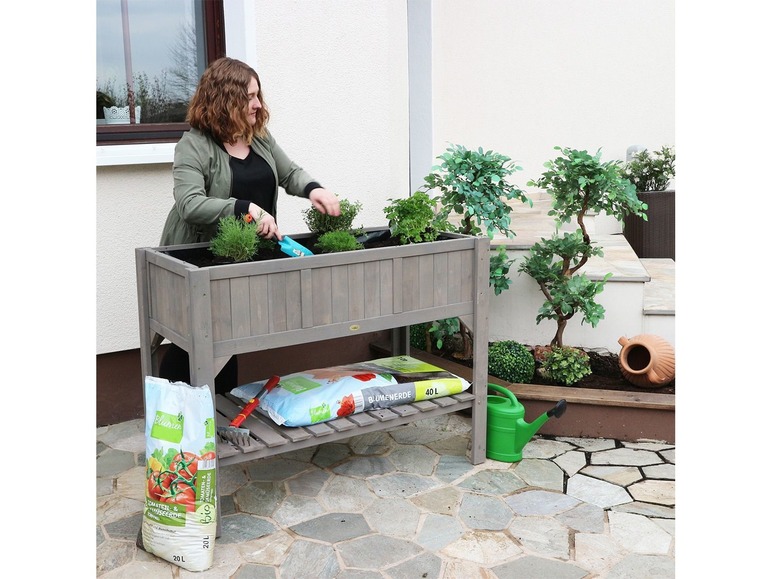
284,270,302,330
433,252,449,306
230,277,251,339
216,395,289,448
312,267,333,325
347,413,378,427
331,265,349,323
367,408,399,422
412,400,440,412
452,392,476,403
402,256,419,312
277,425,313,443
392,257,402,314
431,396,458,408
268,273,288,333
300,268,314,328
391,404,419,417
363,261,381,319
418,254,434,309
211,279,232,342
327,417,358,431
347,262,365,320
248,275,269,336
446,251,462,304
304,422,336,437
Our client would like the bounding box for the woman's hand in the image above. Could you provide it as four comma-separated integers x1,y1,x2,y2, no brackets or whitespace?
309,188,341,216
248,204,282,240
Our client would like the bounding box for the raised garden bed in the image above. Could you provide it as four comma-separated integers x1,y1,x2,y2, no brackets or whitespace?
135,228,492,467
372,343,675,444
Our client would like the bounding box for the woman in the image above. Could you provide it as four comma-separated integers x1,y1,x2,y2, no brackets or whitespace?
159,57,341,392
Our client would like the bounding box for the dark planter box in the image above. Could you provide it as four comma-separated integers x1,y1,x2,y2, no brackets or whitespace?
623,189,675,260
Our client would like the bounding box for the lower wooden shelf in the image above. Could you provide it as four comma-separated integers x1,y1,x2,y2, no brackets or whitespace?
214,391,477,466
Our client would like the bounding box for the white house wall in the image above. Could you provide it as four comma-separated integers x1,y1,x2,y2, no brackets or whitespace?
430,0,675,188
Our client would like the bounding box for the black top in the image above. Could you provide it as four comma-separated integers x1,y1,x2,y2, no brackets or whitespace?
229,148,276,218
222,145,322,222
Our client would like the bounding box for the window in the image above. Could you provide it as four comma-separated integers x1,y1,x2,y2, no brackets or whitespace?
96,0,225,145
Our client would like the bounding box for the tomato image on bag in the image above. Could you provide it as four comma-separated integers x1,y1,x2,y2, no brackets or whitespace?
141,376,218,572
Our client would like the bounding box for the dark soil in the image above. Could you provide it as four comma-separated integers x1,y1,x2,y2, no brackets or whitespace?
164,229,407,267
431,345,675,395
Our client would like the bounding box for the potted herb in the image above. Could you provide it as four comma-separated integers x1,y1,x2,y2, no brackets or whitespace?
302,198,363,235
315,230,364,253
620,145,675,260
383,191,449,244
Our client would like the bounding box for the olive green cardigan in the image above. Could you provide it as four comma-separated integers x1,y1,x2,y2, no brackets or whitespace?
159,128,319,246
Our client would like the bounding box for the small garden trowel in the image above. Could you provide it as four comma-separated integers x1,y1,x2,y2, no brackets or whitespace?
217,375,280,446
278,236,313,257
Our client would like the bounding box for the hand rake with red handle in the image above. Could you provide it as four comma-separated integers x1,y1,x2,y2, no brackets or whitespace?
217,375,280,446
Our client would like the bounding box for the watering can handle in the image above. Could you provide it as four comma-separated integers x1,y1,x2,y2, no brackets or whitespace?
488,383,518,404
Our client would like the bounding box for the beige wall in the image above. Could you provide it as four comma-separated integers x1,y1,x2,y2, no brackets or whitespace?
96,0,674,355
431,0,675,189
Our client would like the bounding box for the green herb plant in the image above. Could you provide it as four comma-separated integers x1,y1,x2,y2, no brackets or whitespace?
210,215,260,262
488,341,535,384
519,146,647,347
621,145,675,192
315,230,364,253
540,346,591,386
383,191,450,244
303,198,363,234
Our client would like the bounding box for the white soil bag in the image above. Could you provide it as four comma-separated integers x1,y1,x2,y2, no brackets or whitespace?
142,376,218,571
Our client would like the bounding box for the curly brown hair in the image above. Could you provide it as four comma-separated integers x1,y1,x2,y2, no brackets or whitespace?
186,57,270,143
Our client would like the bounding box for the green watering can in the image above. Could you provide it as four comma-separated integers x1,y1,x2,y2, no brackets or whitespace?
486,384,567,462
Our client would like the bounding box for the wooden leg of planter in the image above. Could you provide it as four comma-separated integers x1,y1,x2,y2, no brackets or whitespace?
188,269,222,537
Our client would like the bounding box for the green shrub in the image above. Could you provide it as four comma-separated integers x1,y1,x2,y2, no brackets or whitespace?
428,317,460,350
488,341,535,384
303,198,362,234
422,143,531,239
621,145,675,192
210,215,258,262
315,230,364,253
542,346,592,386
489,245,516,296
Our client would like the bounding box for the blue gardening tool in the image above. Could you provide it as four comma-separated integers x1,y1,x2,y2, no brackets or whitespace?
278,236,313,257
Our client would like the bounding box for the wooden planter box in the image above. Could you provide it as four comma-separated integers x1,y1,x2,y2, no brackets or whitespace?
135,230,491,467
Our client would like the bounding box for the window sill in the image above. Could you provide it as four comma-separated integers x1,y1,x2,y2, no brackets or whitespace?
96,143,175,167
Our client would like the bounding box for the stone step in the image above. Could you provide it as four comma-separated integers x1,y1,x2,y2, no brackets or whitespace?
640,258,675,316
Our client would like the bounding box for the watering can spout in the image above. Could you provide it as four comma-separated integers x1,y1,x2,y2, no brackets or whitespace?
519,399,567,443
486,384,567,462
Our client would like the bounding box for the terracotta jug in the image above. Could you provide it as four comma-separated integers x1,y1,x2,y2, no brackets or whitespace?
618,334,675,388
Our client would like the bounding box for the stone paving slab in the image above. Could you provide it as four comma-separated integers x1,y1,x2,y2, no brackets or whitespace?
97,414,676,577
